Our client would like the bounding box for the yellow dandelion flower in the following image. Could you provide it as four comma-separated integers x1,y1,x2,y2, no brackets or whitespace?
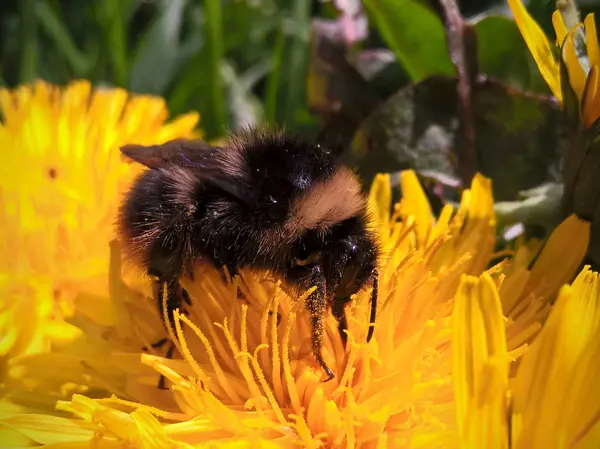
2,168,593,447
0,80,199,371
452,264,600,449
453,273,509,448
506,0,562,101
510,266,600,448
507,0,600,127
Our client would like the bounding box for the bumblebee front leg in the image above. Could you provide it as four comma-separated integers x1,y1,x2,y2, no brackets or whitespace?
181,286,192,306
141,280,168,351
155,278,187,329
217,265,245,299
330,268,378,348
155,342,176,390
306,265,335,382
332,297,349,346
147,278,187,389
366,268,379,343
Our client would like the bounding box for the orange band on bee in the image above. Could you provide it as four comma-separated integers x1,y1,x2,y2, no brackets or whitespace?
284,166,365,236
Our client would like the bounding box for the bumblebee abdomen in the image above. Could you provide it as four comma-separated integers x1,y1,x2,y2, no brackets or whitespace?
117,165,204,279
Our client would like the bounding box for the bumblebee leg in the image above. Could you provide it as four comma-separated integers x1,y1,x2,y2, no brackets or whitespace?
181,287,192,306
148,278,186,389
160,278,184,330
154,279,165,315
159,280,181,390
306,265,335,382
157,342,176,390
230,270,246,300
366,268,379,343
217,265,238,284
142,281,168,352
332,298,349,346
142,337,169,351
268,310,282,326
218,266,245,299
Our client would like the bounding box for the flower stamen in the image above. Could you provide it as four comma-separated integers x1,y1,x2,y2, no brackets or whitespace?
99,395,186,421
268,295,285,405
214,316,263,403
178,314,242,403
172,309,210,384
282,311,302,414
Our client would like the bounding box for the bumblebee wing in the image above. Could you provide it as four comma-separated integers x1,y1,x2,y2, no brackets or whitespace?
121,139,252,203
120,139,218,169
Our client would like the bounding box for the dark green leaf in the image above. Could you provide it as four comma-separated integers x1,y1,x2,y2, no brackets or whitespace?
566,122,600,270
95,0,129,87
362,0,454,81
282,0,311,125
350,76,563,200
35,0,92,77
474,15,548,92
306,22,380,149
128,0,188,95
204,0,227,137
18,0,38,83
355,49,410,98
166,51,210,118
265,25,284,125
561,50,600,269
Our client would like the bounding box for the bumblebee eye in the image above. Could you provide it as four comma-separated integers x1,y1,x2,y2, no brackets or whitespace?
294,251,322,267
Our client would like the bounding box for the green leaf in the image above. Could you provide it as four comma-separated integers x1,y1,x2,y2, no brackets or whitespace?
221,1,280,58
167,0,227,138
128,0,188,95
563,120,600,269
166,52,210,118
205,0,228,137
95,0,130,87
362,0,454,81
474,15,548,92
306,23,380,149
350,76,563,200
265,25,285,125
283,0,312,125
18,0,38,83
35,0,92,78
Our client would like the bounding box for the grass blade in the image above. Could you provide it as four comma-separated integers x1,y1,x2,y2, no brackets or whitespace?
35,0,91,77
284,0,311,126
19,0,38,83
205,0,227,137
128,0,186,94
97,0,129,86
265,24,284,125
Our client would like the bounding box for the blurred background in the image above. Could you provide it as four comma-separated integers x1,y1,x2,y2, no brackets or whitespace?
2,0,600,242
2,0,598,139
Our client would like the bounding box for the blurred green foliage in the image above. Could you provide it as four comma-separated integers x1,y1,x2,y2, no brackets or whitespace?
1,0,333,139
1,0,600,147
4,0,600,254
2,0,597,140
